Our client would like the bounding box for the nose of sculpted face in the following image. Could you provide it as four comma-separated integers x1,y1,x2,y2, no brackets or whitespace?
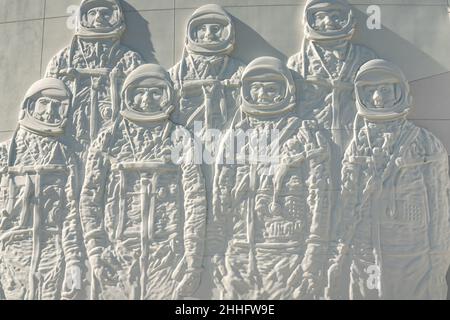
372,89,384,108
140,91,151,111
204,26,214,40
323,15,333,29
256,87,269,104
253,86,270,104
45,103,55,122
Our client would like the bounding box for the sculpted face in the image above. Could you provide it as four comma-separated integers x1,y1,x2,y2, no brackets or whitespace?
194,23,226,44
312,9,348,32
360,83,398,110
31,95,67,125
248,81,286,105
128,86,167,113
86,6,114,29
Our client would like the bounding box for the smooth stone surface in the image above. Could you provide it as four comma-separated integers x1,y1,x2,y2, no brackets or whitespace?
0,20,43,132
174,0,448,9
44,0,175,18
0,0,45,23
409,72,450,120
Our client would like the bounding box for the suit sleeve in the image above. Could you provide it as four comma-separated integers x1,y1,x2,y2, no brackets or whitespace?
422,132,450,282
179,135,208,270
62,155,82,268
302,132,332,280
207,131,236,256
79,131,112,260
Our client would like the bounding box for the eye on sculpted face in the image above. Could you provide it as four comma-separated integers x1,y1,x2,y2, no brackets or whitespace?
248,81,286,105
194,23,226,44
312,9,348,32
128,86,166,113
86,6,114,29
361,83,398,110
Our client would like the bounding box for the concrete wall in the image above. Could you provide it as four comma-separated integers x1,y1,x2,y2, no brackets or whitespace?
0,0,449,148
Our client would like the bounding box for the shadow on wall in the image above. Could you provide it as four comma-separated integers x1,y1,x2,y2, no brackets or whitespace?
120,0,158,64
351,6,446,81
230,15,287,65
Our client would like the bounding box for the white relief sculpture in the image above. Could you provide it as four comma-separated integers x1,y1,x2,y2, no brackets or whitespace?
287,0,377,151
45,0,144,166
327,59,450,300
169,6,245,297
0,79,82,300
209,57,332,300
170,4,245,136
0,0,449,302
80,64,207,300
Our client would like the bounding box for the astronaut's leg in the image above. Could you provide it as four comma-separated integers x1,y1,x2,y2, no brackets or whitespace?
0,238,32,300
37,238,65,300
94,245,129,300
0,279,5,299
145,243,179,300
256,249,302,299
222,252,254,299
349,251,380,300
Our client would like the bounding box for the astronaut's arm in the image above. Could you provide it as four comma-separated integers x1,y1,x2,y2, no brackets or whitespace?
302,145,332,280
287,52,303,75
0,142,10,227
114,50,145,77
181,161,208,271
229,62,244,86
337,161,361,240
44,48,69,78
207,163,235,256
0,280,4,300
79,137,111,261
62,159,82,268
424,152,450,258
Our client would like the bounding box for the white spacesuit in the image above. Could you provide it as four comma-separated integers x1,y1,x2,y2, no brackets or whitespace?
0,79,82,300
80,64,207,300
46,0,143,166
328,59,450,300
170,4,244,134
288,0,377,151
209,57,332,299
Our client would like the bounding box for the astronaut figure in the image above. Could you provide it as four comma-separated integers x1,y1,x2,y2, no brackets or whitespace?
0,79,82,300
170,7,245,293
46,0,143,166
170,4,244,135
209,57,332,300
80,64,207,300
288,0,377,151
328,59,450,300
